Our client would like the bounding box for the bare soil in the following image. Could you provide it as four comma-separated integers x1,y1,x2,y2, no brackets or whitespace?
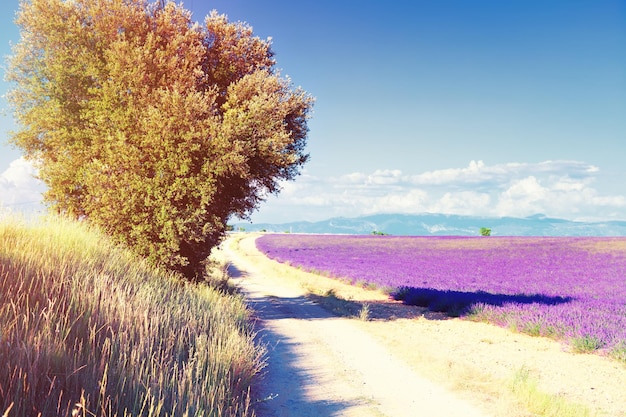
221,234,626,417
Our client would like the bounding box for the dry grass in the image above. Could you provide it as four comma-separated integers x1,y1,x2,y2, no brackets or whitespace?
0,216,264,416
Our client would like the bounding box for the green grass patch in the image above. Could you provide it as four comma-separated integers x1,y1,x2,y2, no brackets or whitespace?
571,335,605,353
609,342,626,364
511,366,594,417
0,215,263,416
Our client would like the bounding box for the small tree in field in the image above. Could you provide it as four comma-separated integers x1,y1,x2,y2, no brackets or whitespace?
480,227,492,236
7,0,313,279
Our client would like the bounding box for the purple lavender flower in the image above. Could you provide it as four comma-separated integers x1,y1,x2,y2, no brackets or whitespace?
256,234,626,353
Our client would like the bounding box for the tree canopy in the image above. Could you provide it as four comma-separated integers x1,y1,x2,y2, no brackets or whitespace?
7,0,313,279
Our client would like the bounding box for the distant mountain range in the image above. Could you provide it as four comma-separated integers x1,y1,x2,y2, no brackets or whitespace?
233,213,626,236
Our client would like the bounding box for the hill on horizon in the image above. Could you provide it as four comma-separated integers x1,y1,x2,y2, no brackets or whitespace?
234,213,626,236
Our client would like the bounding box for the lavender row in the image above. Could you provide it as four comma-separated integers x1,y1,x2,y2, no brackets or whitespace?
256,234,626,353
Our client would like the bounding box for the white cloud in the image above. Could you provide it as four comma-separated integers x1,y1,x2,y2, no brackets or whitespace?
432,191,492,215
408,160,599,187
0,157,46,213
365,169,403,185
251,160,626,223
6,156,622,224
409,159,492,185
496,176,549,217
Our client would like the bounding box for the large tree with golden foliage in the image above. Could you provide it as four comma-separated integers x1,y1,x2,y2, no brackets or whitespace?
8,0,313,279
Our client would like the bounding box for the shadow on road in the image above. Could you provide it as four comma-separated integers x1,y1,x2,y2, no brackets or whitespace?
250,327,364,417
227,263,371,416
228,259,446,323
226,262,249,278
224,239,492,417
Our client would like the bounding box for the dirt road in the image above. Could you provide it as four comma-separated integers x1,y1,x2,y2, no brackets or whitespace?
222,234,626,417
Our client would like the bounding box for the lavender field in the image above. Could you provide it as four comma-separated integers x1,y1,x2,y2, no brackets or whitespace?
256,234,626,359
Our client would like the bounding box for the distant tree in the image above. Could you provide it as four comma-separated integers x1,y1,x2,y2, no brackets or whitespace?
7,0,313,279
480,227,492,236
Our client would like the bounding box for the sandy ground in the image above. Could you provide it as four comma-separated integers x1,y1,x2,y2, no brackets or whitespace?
221,234,626,417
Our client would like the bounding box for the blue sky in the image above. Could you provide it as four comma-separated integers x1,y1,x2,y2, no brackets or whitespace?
1,0,625,223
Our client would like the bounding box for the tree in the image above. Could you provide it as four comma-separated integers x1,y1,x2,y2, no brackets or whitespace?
480,227,491,236
7,0,313,279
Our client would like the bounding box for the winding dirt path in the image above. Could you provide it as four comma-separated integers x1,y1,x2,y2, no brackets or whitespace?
221,234,626,417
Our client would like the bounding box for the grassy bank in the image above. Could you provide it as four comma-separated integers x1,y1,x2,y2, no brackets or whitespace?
0,216,263,416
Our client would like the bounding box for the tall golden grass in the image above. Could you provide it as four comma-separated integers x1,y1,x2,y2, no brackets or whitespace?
0,216,263,416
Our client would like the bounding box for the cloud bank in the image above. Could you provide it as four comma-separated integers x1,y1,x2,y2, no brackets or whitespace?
3,158,624,224
252,160,626,223
0,157,46,214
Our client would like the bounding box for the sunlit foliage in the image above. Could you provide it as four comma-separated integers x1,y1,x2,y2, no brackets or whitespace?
7,0,313,279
